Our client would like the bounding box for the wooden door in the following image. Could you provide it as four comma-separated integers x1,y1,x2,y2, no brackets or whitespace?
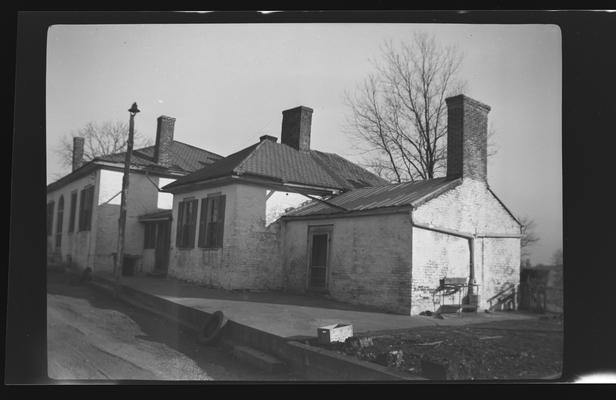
308,226,332,290
154,220,170,273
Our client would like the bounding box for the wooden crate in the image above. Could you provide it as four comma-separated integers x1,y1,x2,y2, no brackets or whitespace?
317,323,353,344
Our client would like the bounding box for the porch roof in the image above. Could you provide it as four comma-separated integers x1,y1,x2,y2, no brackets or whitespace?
138,209,172,222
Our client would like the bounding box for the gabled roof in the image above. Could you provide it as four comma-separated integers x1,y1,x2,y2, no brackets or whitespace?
283,177,462,218
163,140,387,192
96,140,222,173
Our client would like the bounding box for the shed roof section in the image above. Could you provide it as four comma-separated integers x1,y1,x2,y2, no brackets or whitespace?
163,140,387,192
283,177,462,218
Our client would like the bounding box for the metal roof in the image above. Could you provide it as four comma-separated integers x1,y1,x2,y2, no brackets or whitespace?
283,177,462,218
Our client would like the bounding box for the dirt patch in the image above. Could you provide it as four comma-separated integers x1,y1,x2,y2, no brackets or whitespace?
309,316,563,380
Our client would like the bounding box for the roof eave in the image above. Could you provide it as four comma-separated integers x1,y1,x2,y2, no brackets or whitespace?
281,204,413,221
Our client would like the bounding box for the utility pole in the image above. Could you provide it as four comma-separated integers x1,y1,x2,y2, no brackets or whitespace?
113,102,140,297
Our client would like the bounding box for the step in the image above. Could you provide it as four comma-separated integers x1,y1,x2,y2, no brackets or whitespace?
231,344,287,373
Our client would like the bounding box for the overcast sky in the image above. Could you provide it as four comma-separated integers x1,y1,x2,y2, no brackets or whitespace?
46,23,562,265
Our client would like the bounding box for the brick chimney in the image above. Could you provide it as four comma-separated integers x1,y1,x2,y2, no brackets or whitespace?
445,95,491,182
72,136,84,172
154,115,175,167
281,106,313,152
259,134,278,143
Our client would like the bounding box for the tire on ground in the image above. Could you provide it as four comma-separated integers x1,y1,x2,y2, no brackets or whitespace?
198,311,228,345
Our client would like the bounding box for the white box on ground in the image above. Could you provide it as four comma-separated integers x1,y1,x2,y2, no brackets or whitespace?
317,323,353,344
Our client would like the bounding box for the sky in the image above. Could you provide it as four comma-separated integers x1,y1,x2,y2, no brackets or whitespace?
46,23,562,265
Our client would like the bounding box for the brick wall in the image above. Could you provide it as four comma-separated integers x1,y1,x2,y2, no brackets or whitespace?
46,171,100,272
282,213,413,314
168,183,283,290
411,228,470,314
47,168,170,275
411,178,521,313
94,170,160,274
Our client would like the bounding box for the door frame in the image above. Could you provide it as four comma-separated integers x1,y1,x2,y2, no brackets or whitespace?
306,224,333,292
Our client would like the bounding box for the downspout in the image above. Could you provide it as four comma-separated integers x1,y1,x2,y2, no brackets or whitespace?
408,209,477,298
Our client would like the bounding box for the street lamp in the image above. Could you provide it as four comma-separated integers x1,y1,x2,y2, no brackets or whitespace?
113,102,140,296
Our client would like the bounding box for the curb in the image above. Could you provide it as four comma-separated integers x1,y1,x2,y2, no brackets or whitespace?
89,274,423,381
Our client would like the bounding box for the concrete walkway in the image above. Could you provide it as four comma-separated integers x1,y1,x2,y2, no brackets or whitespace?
97,273,537,340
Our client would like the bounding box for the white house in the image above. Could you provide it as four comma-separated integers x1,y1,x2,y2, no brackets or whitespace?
46,115,222,276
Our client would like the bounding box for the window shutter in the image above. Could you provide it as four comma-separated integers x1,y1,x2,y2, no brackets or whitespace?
198,198,210,248
69,191,77,233
86,186,94,230
176,202,185,247
78,189,83,231
188,199,198,248
47,202,55,236
217,195,226,247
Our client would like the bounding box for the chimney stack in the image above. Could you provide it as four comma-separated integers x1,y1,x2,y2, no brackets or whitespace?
445,95,491,182
154,115,175,167
259,134,278,143
280,106,313,152
72,137,84,172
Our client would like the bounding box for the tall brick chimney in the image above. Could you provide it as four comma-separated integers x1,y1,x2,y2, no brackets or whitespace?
154,115,175,167
72,136,84,172
445,95,491,182
281,106,313,152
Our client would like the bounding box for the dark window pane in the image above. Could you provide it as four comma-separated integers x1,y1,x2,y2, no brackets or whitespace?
69,191,77,233
47,202,55,236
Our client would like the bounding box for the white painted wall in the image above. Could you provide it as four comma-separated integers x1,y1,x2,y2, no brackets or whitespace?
168,182,283,290
46,171,100,271
47,168,173,275
157,177,175,209
411,178,522,313
94,169,161,274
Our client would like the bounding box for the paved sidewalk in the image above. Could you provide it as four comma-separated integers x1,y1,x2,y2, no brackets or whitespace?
97,273,537,340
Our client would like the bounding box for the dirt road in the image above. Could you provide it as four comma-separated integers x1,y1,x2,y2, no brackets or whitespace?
47,271,297,381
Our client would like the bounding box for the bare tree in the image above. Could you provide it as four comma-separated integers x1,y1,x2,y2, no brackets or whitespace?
56,120,152,173
345,32,468,182
518,215,540,260
551,248,563,266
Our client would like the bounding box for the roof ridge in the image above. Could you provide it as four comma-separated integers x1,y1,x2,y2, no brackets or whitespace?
172,140,223,158
233,140,267,175
309,150,389,185
309,151,350,189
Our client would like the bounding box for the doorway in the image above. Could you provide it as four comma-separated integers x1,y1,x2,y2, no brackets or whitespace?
154,220,171,274
143,218,171,276
308,226,332,291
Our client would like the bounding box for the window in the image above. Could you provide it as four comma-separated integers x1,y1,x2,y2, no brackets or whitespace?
198,194,226,249
144,223,157,249
176,198,198,249
68,191,78,233
78,185,95,231
47,201,55,237
55,196,64,249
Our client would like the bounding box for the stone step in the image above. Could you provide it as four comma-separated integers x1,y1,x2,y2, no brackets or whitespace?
231,344,287,373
